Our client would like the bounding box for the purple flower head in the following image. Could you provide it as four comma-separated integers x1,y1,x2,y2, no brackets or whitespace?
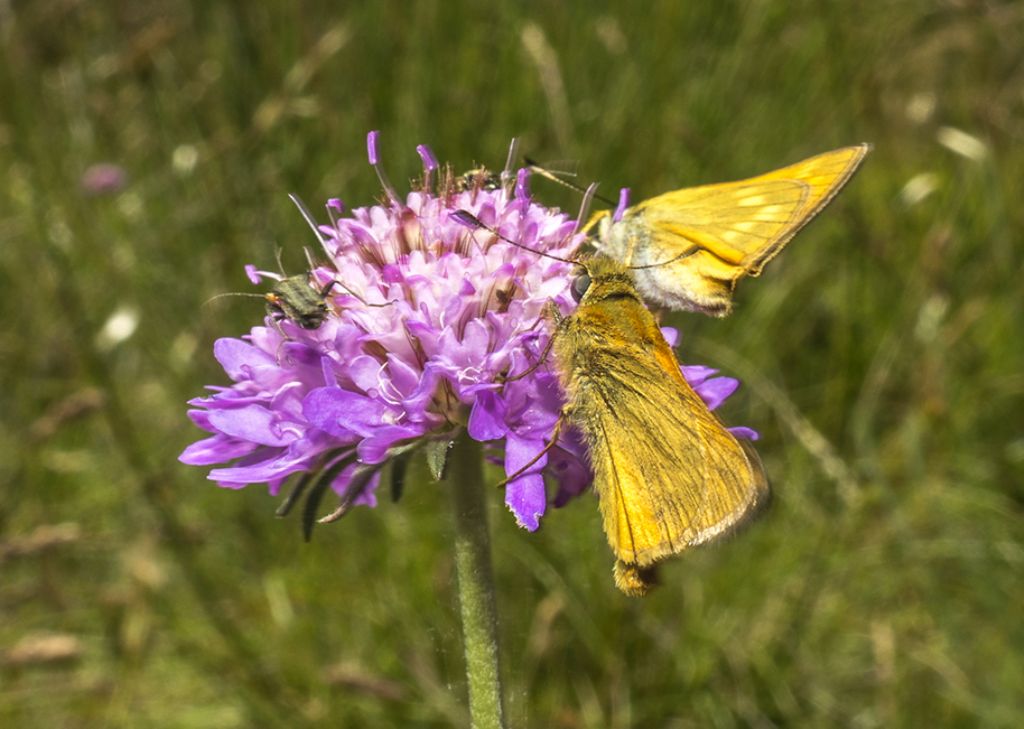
181,135,757,533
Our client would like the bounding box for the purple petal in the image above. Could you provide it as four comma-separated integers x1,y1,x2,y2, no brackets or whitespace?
550,448,592,507
386,354,420,396
207,404,296,446
660,327,679,348
682,365,718,387
503,433,549,530
476,202,497,227
357,425,422,464
694,376,739,411
468,391,507,441
279,341,320,368
214,338,275,381
348,355,383,394
381,263,404,284
729,426,760,441
303,387,387,438
351,472,382,507
179,435,259,465
208,446,312,484
401,362,443,418
462,318,489,354
268,474,290,496
186,408,215,432
505,474,546,531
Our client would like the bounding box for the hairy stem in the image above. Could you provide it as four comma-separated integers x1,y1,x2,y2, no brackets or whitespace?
447,435,507,729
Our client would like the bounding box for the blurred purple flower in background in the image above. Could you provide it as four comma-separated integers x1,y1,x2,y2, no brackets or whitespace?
180,132,755,532
80,163,127,195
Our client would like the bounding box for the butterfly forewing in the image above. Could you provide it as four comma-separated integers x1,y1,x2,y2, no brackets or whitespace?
595,144,870,315
638,178,811,267
739,144,871,271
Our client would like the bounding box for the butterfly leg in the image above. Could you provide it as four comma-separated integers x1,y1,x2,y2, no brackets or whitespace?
496,413,567,487
502,301,564,383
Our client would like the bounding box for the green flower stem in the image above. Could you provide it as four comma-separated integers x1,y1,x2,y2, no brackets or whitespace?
447,434,507,729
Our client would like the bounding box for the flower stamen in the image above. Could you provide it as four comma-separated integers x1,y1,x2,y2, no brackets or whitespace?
367,130,400,205
416,144,439,193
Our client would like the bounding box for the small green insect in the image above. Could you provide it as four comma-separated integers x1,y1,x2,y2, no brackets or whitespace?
206,268,337,331
265,274,335,330
207,195,392,331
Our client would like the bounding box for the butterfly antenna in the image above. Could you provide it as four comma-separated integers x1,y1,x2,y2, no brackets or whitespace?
451,210,575,265
581,185,699,270
628,249,699,270
274,247,288,275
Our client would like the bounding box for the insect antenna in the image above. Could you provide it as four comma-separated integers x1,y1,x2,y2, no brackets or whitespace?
325,278,396,309
203,291,266,307
586,186,699,271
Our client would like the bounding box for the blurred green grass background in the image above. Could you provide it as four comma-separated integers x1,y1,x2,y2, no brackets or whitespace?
2,1,1022,727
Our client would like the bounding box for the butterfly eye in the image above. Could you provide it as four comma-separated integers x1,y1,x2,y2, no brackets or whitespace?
571,273,591,302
